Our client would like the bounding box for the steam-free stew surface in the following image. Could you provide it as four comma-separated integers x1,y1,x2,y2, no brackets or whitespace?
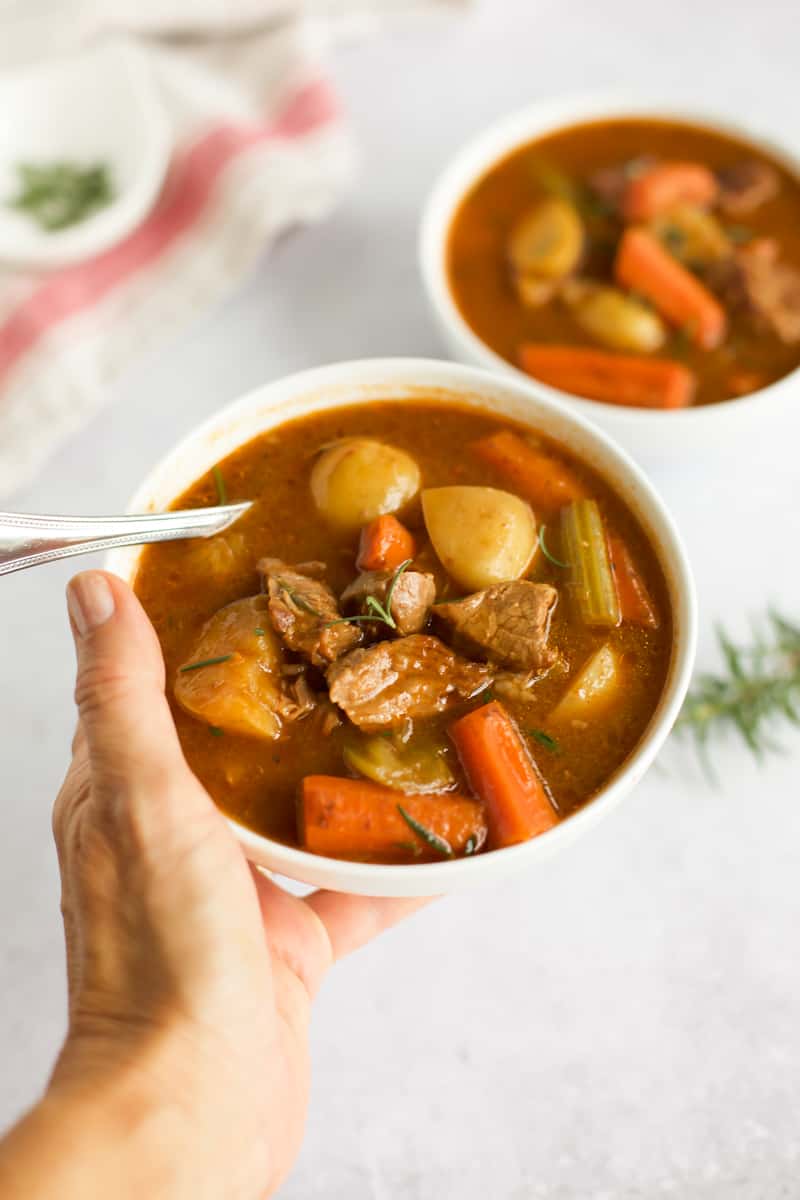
134,401,671,861
448,119,800,407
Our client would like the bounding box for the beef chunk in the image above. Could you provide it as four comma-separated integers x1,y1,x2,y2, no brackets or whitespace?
327,634,491,729
340,568,436,635
434,581,558,672
716,161,779,216
706,239,800,344
175,596,314,739
259,558,361,668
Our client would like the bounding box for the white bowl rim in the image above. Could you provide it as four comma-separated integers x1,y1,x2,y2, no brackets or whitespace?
107,356,698,896
419,89,800,429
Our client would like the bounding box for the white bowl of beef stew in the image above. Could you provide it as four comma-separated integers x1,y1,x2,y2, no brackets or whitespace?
420,95,800,464
107,358,696,897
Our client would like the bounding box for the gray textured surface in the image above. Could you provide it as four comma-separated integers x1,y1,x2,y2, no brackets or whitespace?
2,1,800,1196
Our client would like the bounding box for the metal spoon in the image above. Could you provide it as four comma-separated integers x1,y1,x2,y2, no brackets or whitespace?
0,503,252,577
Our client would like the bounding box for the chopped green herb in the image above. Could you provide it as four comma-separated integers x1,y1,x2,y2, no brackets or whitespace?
397,805,453,858
209,726,224,737
662,225,686,251
275,579,322,619
212,466,227,505
394,840,423,857
254,627,266,636
539,524,568,569
726,224,754,245
179,654,233,673
9,160,114,231
528,728,560,754
464,835,479,856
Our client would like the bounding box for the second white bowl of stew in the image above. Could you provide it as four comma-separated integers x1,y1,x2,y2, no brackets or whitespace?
108,359,696,896
420,96,800,461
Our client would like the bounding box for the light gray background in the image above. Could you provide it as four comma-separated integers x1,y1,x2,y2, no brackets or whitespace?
2,1,800,1196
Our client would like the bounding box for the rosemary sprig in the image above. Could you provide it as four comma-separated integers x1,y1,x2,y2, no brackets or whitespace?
677,612,800,762
326,559,412,631
9,160,113,231
180,654,233,673
538,524,568,569
275,579,322,618
397,805,453,858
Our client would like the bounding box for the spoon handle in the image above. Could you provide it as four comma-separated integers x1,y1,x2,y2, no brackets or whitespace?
0,503,251,577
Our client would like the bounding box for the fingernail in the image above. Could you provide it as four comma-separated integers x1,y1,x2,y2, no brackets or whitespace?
67,573,115,637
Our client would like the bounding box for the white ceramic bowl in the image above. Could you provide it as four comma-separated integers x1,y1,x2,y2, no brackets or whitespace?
106,358,697,897
0,41,170,268
419,94,800,465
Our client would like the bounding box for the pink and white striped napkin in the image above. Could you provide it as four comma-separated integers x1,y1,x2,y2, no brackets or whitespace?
0,1,460,498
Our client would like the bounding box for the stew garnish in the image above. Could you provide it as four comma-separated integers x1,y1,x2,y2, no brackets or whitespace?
397,804,454,858
538,524,568,568
179,655,233,673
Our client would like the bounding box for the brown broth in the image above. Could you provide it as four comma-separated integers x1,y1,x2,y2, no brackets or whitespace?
134,401,673,855
447,118,800,407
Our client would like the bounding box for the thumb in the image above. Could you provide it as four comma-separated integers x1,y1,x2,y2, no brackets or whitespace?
67,570,188,796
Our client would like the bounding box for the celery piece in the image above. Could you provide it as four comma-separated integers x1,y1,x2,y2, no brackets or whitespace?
560,499,621,628
342,734,455,795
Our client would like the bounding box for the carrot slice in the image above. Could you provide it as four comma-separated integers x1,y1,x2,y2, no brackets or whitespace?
471,429,587,512
518,344,695,410
614,227,727,349
449,701,558,849
299,776,486,860
356,514,416,572
607,533,660,629
622,162,718,222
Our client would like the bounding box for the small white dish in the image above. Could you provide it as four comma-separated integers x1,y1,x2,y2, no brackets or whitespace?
106,358,697,897
419,93,800,465
0,41,171,269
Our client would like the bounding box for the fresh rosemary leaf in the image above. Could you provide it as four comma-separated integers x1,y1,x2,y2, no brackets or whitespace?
275,579,322,618
10,160,113,231
212,466,227,505
528,729,560,754
326,559,411,631
397,805,453,858
677,612,800,762
394,840,423,857
179,655,233,673
538,524,568,568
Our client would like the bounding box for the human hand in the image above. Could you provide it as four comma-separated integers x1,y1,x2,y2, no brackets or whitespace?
38,571,426,1199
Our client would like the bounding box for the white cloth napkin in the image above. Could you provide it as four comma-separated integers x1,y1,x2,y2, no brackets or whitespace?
0,0,459,498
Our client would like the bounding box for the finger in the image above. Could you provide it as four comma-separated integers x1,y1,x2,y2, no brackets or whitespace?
304,891,434,964
250,869,334,1001
66,571,189,797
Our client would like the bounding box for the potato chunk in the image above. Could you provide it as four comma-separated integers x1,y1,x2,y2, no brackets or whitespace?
175,596,302,740
508,198,584,280
310,438,420,531
551,643,620,724
422,486,537,592
564,283,667,353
